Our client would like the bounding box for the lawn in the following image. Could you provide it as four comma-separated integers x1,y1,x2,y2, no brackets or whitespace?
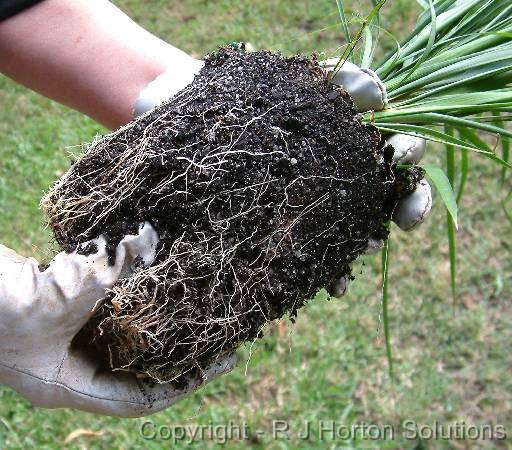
0,0,511,449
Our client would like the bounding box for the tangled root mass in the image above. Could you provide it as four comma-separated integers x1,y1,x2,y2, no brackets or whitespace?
43,47,400,382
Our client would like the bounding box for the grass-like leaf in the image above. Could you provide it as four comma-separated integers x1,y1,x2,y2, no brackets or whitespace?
374,111,512,139
373,123,509,165
381,235,393,382
494,115,510,183
376,0,486,79
456,129,492,202
330,0,388,78
447,212,457,306
458,126,497,152
360,23,374,68
399,0,437,85
445,125,456,185
415,0,429,10
423,165,458,229
335,0,353,62
445,125,457,305
457,148,469,203
360,0,383,68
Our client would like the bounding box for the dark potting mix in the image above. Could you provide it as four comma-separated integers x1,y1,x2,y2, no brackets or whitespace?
43,47,417,383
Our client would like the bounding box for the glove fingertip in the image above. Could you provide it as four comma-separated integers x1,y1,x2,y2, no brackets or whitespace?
393,180,432,231
389,134,427,164
204,353,238,379
327,275,350,297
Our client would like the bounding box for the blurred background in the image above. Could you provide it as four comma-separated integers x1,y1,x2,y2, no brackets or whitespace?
0,0,510,448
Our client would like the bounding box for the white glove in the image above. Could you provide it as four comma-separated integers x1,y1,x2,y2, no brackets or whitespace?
134,57,204,117
0,222,236,417
322,60,388,112
322,58,432,232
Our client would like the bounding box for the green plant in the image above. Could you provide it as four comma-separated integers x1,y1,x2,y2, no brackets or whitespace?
336,0,512,375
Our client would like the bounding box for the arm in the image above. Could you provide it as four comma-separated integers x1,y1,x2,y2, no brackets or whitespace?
0,0,200,129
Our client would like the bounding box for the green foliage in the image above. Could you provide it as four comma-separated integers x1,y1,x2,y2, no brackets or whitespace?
335,0,353,60
343,0,512,383
495,114,510,183
330,0,388,76
371,0,512,160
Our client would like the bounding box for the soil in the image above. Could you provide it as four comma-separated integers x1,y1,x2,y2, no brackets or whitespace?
44,47,411,383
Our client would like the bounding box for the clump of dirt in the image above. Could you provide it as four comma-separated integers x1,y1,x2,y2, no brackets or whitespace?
43,47,411,383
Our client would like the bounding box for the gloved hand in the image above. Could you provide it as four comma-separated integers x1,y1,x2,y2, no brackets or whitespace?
321,59,432,296
0,222,236,417
321,58,432,231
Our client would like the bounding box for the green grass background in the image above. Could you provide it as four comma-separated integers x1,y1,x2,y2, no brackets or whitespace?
0,1,511,449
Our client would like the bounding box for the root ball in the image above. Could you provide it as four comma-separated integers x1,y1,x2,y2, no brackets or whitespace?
43,48,401,382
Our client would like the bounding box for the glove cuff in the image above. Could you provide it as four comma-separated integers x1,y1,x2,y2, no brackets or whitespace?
133,58,204,118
